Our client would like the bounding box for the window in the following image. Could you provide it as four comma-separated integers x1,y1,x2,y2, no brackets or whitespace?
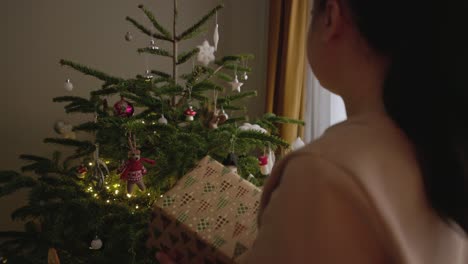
304,68,347,142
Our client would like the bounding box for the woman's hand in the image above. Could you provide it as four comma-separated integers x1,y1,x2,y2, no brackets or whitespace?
156,252,177,264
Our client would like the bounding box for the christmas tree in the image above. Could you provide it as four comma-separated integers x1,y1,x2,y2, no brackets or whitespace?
0,2,303,263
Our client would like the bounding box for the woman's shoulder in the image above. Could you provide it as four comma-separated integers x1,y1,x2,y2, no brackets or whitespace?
301,111,413,171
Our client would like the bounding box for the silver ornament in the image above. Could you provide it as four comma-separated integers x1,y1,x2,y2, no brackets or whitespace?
145,69,154,80
158,114,168,125
229,75,244,93
243,72,249,81
149,39,159,50
53,120,76,139
221,108,229,120
125,31,133,41
64,79,74,91
90,236,103,250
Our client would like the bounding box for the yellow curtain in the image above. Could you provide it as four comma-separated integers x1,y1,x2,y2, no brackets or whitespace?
266,0,310,144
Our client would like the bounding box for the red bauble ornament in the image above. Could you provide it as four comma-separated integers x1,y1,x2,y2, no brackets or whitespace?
184,106,197,121
114,97,134,117
76,164,88,179
258,155,270,176
258,155,268,166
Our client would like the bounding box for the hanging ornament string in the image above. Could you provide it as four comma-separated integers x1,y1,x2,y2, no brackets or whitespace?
213,88,219,113
90,113,109,188
144,54,153,80
92,143,110,188
230,135,236,153
149,23,159,50
243,59,249,80
214,11,220,51
187,86,192,102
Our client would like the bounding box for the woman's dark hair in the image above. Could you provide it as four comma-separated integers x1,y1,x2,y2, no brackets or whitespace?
315,0,468,233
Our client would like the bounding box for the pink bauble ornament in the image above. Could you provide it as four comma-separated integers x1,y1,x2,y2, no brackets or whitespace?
113,97,134,118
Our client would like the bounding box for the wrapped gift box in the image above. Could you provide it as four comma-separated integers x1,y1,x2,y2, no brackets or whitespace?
147,156,261,264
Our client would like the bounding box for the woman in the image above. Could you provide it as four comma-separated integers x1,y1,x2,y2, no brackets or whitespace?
159,0,468,263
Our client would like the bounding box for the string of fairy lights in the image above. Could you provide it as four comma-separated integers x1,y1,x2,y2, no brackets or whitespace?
82,174,164,212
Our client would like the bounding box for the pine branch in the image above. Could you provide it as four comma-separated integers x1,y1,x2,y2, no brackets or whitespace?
177,48,200,65
95,116,125,126
60,60,123,84
120,93,162,109
53,96,88,103
43,138,95,149
221,105,246,111
182,65,213,88
126,16,173,42
238,130,289,147
20,156,56,174
0,176,36,197
64,148,95,162
190,93,209,102
150,70,172,79
126,16,151,35
138,5,172,39
263,113,305,126
55,96,98,114
179,27,207,41
217,91,257,105
0,171,20,183
18,155,50,162
73,122,100,132
215,72,232,82
178,4,224,41
223,64,252,73
10,205,43,221
137,47,172,58
153,84,184,96
64,105,97,114
154,77,173,84
215,54,255,65
224,116,247,124
148,123,177,134
91,87,119,96
256,119,280,134
192,81,223,93
0,231,25,238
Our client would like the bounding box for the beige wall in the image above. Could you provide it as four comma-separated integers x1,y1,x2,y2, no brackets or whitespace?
0,0,268,230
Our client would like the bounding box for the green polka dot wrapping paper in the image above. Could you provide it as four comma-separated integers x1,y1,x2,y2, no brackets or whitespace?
147,156,262,264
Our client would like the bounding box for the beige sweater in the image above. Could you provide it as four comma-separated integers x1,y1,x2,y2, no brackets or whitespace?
243,112,468,264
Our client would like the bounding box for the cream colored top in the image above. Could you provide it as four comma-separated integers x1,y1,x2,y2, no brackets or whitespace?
243,112,468,264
